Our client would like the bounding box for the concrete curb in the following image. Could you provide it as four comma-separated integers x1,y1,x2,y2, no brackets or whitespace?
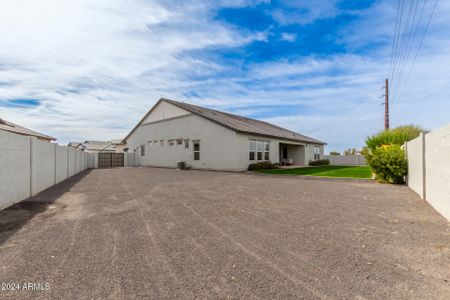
247,171,376,183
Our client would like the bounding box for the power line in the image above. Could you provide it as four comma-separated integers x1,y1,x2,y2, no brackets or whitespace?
393,0,421,86
389,0,406,85
388,0,403,82
392,0,428,105
391,0,414,88
394,0,439,104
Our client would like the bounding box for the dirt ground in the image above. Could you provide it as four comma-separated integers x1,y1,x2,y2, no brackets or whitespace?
0,167,449,299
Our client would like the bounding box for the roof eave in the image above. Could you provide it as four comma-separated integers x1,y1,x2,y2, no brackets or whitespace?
236,130,326,145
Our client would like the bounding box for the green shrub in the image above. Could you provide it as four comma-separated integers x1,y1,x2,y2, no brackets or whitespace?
364,125,423,184
366,144,407,184
309,159,330,166
248,161,278,171
329,151,340,156
366,125,422,151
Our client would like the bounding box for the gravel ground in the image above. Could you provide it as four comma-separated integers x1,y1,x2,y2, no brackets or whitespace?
0,167,449,299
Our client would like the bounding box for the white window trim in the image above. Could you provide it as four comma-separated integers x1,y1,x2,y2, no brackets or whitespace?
249,139,270,162
193,141,200,160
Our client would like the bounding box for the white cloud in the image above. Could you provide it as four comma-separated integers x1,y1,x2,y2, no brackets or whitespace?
0,0,449,153
218,0,270,8
271,0,341,25
0,0,257,142
280,32,297,42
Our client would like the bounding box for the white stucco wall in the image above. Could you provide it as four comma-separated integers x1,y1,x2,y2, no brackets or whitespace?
32,139,56,195
87,153,96,168
124,153,135,167
0,130,88,210
0,130,31,210
406,125,450,221
56,145,68,183
127,114,246,171
76,150,82,173
68,147,76,177
405,134,424,198
304,144,325,163
423,125,450,221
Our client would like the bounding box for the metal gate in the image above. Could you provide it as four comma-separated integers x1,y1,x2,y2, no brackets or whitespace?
98,153,124,168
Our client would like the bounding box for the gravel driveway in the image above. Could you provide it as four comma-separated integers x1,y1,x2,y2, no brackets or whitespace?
1,167,449,299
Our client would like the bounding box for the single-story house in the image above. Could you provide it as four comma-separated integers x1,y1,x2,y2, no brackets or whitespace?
0,117,56,142
123,98,326,171
68,140,125,153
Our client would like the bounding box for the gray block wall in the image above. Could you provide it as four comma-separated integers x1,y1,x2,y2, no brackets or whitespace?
323,155,367,166
0,130,88,210
406,125,450,221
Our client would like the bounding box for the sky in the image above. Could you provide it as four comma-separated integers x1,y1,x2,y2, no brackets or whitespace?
0,0,449,152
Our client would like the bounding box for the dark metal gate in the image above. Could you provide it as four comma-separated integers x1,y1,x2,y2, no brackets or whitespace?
98,153,124,168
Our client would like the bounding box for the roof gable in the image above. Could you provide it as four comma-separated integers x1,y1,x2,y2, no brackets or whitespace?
123,98,325,145
142,100,190,124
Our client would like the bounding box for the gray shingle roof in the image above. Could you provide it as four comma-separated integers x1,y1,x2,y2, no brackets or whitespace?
0,118,56,141
82,141,116,152
162,99,325,144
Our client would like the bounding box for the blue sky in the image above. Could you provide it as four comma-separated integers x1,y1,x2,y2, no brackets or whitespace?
0,0,449,152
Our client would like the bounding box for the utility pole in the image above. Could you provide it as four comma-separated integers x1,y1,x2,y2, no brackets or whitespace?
384,78,389,130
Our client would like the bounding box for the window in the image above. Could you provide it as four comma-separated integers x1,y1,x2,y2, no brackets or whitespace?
249,140,270,161
257,141,263,160
193,142,200,160
177,139,182,145
148,141,152,147
140,145,145,156
153,140,157,144
249,141,255,160
168,139,174,146
184,139,189,149
264,142,270,160
160,139,164,146
314,146,320,160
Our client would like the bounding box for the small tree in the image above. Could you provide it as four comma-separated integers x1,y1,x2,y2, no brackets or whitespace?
365,125,423,151
364,125,423,184
329,151,340,156
343,148,357,155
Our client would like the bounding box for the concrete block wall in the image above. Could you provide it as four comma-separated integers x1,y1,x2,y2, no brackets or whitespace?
68,147,76,177
323,154,367,166
87,153,96,168
0,130,31,209
32,139,56,196
406,124,450,221
56,145,68,183
405,133,424,198
0,131,88,210
124,153,135,167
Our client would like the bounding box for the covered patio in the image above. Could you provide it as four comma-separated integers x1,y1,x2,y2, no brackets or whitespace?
279,142,306,166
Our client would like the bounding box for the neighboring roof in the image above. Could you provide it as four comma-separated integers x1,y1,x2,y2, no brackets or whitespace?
68,142,86,151
0,117,56,141
68,142,82,147
83,140,116,152
111,139,125,145
124,98,325,144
